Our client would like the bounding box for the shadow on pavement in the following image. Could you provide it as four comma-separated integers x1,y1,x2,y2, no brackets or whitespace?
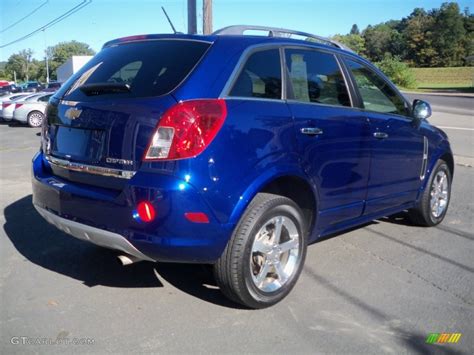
305,267,465,355
3,195,242,308
0,120,28,128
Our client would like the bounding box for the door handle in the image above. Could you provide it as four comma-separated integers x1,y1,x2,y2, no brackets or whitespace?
301,127,323,136
373,131,389,139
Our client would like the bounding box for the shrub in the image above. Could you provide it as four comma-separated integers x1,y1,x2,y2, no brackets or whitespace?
375,55,418,89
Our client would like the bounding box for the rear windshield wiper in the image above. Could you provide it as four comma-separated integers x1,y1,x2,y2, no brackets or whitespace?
79,83,131,96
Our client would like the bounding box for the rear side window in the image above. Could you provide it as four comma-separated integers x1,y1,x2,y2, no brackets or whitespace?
229,49,282,100
56,40,210,101
285,49,351,107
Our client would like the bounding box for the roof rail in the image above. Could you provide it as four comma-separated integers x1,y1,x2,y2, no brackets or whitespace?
213,25,353,52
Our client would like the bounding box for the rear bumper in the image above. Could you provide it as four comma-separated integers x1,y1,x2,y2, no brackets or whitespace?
2,112,13,120
32,151,234,263
35,205,154,261
12,110,27,123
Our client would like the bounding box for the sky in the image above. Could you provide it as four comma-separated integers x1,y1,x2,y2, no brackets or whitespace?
0,0,472,61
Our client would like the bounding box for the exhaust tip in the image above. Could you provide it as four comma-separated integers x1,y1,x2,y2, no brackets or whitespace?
117,254,141,266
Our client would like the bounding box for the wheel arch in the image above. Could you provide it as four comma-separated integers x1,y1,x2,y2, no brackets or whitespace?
228,168,319,237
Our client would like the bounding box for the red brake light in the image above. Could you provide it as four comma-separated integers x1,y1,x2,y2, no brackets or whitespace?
3,103,11,108
118,35,148,42
143,99,227,161
136,201,156,223
15,103,23,109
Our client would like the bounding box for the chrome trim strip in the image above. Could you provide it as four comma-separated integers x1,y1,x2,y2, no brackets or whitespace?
59,100,81,106
420,136,429,180
35,205,155,262
45,155,136,179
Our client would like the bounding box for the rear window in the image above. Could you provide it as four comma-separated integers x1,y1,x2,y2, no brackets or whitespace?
56,40,210,101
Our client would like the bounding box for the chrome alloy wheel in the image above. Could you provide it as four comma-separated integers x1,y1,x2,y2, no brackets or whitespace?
430,171,449,218
250,216,301,292
28,112,44,127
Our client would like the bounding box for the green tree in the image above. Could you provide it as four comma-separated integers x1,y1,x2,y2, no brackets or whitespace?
4,49,34,81
363,24,399,62
332,34,366,55
376,54,417,88
462,8,474,62
350,24,360,35
403,8,436,67
47,40,95,80
431,2,467,66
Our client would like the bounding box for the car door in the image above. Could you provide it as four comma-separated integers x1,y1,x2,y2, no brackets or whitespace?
284,48,371,227
343,58,424,215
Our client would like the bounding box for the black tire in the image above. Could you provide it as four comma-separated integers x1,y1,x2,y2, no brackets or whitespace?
27,111,45,128
214,193,308,309
408,160,452,226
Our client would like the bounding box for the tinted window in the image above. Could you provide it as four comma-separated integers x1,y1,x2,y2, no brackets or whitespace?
229,49,282,100
39,94,52,102
345,59,407,116
25,95,41,101
56,40,210,101
285,49,350,107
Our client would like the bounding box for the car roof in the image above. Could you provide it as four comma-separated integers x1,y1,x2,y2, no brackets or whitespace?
102,31,355,56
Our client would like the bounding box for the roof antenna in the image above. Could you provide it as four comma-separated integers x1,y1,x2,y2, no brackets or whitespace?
161,6,178,34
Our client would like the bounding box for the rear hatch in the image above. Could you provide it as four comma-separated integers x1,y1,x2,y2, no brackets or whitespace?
44,38,211,188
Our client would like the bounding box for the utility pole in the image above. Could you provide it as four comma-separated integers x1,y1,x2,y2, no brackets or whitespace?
187,0,197,34
203,0,213,35
42,29,50,83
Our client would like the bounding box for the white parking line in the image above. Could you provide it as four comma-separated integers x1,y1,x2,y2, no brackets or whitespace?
436,126,474,131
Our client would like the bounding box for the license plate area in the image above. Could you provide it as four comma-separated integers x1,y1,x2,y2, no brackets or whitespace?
52,126,105,162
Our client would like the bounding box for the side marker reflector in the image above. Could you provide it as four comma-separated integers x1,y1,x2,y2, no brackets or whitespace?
184,212,209,223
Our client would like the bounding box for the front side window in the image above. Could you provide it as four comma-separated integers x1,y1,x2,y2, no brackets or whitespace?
229,49,282,100
345,59,407,116
285,49,351,107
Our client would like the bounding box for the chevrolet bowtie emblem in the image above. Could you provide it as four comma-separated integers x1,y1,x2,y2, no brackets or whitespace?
65,107,82,120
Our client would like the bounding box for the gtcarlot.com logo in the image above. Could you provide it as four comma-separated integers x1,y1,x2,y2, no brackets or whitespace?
10,336,94,346
426,333,462,344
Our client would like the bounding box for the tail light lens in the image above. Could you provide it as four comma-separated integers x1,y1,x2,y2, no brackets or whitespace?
143,99,227,161
3,103,11,108
15,103,23,109
135,201,156,223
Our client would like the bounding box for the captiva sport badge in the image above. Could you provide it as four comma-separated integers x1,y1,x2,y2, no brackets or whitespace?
64,107,82,120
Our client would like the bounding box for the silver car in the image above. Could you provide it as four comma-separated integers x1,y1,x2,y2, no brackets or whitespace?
1,94,33,121
12,93,53,127
0,93,31,119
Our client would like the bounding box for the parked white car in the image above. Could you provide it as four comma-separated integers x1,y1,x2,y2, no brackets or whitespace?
0,93,31,119
12,93,53,127
1,94,34,121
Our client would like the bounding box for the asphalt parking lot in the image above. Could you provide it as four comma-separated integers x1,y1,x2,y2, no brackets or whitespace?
0,97,473,354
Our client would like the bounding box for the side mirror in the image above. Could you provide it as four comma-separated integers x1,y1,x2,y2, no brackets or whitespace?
412,99,432,121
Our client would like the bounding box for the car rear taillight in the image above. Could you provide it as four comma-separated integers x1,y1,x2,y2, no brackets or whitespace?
2,103,11,108
143,99,227,161
15,103,23,109
134,201,156,223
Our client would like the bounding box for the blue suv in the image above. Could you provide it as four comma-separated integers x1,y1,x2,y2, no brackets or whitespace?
32,26,453,308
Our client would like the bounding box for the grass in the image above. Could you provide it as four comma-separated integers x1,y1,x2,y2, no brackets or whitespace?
410,67,474,92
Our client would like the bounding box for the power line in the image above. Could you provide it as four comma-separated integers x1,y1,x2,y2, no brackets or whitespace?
1,0,49,34
0,0,92,49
